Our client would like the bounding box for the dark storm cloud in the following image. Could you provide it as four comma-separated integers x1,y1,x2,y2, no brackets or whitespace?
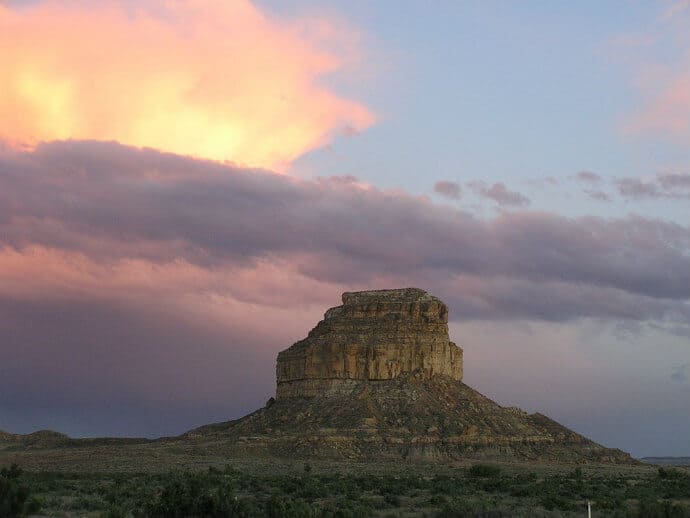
0,295,279,437
433,180,462,199
1,140,690,316
467,181,531,206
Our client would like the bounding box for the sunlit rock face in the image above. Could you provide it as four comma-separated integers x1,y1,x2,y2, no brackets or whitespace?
276,288,463,399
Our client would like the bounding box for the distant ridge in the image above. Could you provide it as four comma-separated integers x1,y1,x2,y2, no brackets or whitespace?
642,457,690,466
0,429,150,451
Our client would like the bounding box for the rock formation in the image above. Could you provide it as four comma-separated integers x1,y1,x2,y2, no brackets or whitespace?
0,289,636,469
276,288,462,399
186,288,635,464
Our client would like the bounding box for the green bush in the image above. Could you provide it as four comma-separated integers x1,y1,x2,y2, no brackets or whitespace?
435,497,512,517
145,471,251,517
659,467,688,480
101,504,127,518
466,464,502,479
383,493,401,506
266,494,315,518
637,499,690,518
324,499,374,518
539,492,575,511
0,464,40,518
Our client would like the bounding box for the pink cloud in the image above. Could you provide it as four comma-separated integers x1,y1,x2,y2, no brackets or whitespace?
621,3,690,140
0,0,374,171
627,73,690,136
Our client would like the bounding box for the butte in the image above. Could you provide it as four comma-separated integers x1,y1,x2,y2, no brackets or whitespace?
188,288,633,463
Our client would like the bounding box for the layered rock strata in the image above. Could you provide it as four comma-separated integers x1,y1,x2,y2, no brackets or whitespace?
188,374,634,463
185,287,635,464
276,288,463,399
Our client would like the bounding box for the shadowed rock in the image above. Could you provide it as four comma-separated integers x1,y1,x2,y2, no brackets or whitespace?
276,288,463,399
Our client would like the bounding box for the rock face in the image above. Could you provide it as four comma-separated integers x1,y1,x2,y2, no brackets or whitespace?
185,287,635,464
276,288,462,399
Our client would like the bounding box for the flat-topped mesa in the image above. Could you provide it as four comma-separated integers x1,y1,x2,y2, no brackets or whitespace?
276,288,463,399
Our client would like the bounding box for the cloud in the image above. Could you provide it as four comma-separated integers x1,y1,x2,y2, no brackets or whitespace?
576,171,602,183
617,173,690,199
622,3,690,143
0,0,374,170
583,189,611,202
0,290,318,437
433,180,462,200
671,363,689,383
627,74,690,138
2,140,689,319
660,0,690,23
468,181,530,207
658,172,690,190
617,178,660,198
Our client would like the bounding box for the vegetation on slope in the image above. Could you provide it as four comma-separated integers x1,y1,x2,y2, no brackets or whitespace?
4,462,689,517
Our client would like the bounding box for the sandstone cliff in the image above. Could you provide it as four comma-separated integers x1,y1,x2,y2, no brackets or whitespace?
185,288,635,464
276,288,462,399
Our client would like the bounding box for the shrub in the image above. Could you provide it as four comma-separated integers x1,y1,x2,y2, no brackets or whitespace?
435,497,512,517
637,499,690,518
539,493,575,511
145,471,250,517
659,468,688,480
101,504,127,518
0,464,40,518
466,464,502,479
383,493,401,506
325,499,374,518
266,495,315,518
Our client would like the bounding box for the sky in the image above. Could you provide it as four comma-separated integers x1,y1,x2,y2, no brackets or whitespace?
0,0,689,458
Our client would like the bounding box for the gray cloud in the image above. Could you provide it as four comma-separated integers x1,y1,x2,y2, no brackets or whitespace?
617,173,690,199
583,189,611,201
0,295,279,438
658,173,690,190
671,364,689,384
618,178,661,198
434,180,462,199
467,181,530,206
576,171,602,183
1,141,689,315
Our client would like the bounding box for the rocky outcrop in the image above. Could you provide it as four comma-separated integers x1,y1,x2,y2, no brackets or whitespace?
186,287,635,464
276,288,463,399
188,374,634,464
